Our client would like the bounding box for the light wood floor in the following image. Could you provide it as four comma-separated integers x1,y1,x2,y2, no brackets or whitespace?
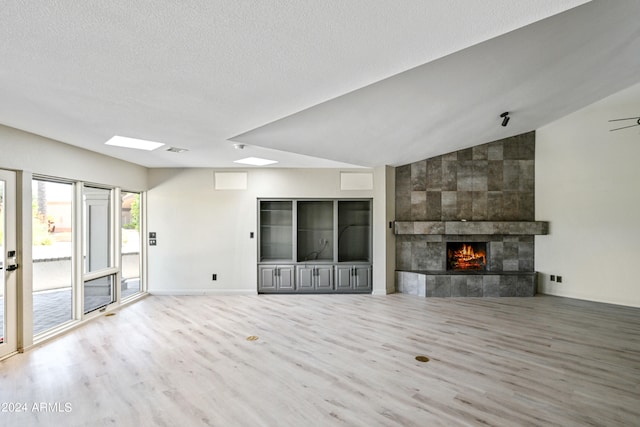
1,294,639,427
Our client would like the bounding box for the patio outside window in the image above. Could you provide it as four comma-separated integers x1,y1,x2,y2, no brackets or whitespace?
32,179,73,336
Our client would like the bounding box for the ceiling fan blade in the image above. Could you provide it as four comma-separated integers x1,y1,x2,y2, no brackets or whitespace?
609,123,640,131
608,117,640,122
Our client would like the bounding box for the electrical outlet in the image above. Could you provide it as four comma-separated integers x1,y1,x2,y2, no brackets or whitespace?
212,274,217,281
550,275,556,282
556,276,562,283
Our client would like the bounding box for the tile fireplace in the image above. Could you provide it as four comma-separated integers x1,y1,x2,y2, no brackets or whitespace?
394,132,549,297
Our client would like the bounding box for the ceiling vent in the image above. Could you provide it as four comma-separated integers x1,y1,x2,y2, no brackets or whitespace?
166,147,189,153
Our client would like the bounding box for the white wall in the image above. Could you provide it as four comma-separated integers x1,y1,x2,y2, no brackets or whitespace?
146,167,394,295
536,82,640,307
0,124,147,189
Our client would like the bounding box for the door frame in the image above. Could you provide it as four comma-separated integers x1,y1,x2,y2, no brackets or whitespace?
0,169,18,359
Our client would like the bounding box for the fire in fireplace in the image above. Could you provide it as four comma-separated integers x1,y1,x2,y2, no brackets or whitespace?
447,242,487,271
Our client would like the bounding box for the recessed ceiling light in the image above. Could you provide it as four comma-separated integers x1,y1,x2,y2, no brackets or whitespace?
234,157,278,166
105,135,165,151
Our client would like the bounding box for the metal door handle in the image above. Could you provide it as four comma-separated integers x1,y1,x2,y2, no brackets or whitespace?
6,264,18,271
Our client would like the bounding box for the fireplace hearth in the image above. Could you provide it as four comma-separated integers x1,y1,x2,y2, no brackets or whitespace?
447,242,487,271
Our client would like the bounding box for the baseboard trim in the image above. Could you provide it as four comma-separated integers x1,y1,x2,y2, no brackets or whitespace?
149,289,258,296
537,290,640,309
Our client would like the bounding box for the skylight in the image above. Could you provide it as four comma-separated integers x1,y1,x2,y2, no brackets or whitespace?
233,157,278,166
105,136,165,151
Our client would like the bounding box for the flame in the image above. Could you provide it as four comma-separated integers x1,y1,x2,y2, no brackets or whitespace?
448,243,487,270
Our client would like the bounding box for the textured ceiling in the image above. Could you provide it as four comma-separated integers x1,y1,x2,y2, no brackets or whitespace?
2,0,627,169
233,0,640,167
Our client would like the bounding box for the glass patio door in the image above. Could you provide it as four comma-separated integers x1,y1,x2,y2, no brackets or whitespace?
83,186,115,313
0,170,17,359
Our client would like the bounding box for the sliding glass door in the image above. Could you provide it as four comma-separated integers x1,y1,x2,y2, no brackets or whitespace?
0,176,147,354
83,186,115,314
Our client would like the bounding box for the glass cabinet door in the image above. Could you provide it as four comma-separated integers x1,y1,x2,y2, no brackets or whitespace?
338,200,371,262
259,201,293,262
297,200,334,262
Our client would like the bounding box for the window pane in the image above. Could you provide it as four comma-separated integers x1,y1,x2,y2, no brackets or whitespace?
121,192,141,298
84,275,114,314
32,180,73,335
84,187,111,273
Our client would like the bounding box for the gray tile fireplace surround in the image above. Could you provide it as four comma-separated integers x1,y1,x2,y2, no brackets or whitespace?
394,227,546,297
395,132,549,298
396,271,537,297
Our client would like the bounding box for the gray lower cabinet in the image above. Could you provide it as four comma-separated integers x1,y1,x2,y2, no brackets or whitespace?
296,265,334,292
335,265,372,292
259,264,371,293
258,265,295,292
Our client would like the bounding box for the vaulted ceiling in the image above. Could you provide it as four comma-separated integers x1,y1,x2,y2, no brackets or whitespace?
1,1,639,168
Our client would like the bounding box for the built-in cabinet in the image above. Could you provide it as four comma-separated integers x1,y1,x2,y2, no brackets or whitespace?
258,199,372,293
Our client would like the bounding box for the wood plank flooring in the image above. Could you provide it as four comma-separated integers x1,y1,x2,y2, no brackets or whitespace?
1,294,639,426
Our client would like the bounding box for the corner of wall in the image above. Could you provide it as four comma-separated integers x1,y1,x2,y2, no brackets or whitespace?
372,165,396,294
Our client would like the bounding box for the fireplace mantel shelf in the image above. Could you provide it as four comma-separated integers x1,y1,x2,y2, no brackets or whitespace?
394,221,549,236
399,269,537,276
